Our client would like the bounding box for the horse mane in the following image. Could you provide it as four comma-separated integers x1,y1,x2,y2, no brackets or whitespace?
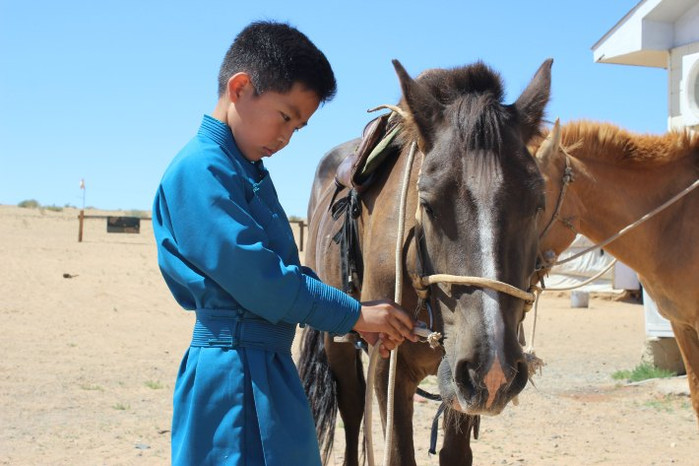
558,120,699,168
397,62,510,153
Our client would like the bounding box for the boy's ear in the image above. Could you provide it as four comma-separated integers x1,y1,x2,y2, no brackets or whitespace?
227,73,253,103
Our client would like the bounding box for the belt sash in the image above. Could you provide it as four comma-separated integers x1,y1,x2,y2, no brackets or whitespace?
191,308,295,354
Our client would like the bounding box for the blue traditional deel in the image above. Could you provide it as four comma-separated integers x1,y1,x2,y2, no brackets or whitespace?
153,115,360,465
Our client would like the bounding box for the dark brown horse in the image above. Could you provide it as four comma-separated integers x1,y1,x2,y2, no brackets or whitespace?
299,58,552,466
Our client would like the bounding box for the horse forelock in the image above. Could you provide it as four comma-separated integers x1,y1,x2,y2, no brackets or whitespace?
559,120,699,168
454,95,509,154
398,62,511,158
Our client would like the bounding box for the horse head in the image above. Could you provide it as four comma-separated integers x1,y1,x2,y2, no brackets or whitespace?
534,120,584,269
394,58,552,415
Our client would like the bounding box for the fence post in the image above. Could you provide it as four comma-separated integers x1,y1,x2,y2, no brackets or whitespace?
297,220,305,252
78,210,84,242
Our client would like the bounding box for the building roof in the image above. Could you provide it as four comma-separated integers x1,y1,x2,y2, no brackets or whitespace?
592,0,699,68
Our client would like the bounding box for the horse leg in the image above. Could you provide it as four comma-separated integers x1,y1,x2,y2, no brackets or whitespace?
670,321,699,425
440,411,474,466
373,354,418,466
325,335,365,466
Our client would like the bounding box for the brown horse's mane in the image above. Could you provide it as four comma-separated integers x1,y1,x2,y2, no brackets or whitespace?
556,120,699,168
397,63,509,153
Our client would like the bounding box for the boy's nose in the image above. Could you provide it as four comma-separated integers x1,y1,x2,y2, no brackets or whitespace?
279,129,293,145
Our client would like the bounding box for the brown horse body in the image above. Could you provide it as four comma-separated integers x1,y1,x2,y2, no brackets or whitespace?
300,59,552,465
534,120,699,423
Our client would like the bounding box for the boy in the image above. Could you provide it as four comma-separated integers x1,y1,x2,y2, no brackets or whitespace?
152,21,417,465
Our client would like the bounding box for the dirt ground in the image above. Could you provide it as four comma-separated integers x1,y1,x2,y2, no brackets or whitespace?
0,205,695,465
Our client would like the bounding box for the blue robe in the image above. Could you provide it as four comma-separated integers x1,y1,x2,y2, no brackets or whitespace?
153,115,360,465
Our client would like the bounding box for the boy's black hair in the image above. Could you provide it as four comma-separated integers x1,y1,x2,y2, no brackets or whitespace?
218,21,337,103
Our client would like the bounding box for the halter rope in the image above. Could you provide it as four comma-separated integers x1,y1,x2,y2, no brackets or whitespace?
552,177,699,267
419,274,535,304
363,140,418,466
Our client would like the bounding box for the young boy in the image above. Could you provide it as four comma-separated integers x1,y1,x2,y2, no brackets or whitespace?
152,21,417,465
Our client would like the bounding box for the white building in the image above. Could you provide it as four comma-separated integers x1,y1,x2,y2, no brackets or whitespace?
592,0,699,132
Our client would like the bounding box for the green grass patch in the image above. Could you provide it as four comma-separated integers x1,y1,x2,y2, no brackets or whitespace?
112,402,130,411
144,380,164,390
643,395,676,413
612,362,675,383
80,383,104,391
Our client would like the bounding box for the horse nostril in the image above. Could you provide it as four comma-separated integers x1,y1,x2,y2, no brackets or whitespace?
453,359,477,400
509,360,529,395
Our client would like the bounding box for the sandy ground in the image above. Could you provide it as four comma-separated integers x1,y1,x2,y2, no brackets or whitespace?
0,205,695,465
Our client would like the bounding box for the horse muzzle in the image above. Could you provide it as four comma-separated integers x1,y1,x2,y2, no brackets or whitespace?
437,351,529,415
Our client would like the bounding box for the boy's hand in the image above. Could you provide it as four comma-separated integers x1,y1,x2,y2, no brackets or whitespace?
356,332,401,358
353,300,418,357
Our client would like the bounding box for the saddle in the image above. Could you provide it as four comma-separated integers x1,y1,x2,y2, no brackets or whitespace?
335,112,401,191
330,112,402,296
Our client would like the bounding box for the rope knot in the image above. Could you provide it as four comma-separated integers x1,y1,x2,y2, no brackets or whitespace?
411,274,430,300
562,165,574,184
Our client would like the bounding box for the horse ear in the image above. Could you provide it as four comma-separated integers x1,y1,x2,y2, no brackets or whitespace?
535,118,561,168
515,58,553,142
392,59,441,152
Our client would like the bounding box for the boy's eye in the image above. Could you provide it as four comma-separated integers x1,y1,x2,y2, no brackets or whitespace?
280,112,291,122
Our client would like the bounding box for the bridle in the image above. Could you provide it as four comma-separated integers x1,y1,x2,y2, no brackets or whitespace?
533,146,575,284
407,145,538,316
538,150,574,241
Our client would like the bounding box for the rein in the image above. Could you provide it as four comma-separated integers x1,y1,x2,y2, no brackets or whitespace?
553,177,699,267
363,141,418,466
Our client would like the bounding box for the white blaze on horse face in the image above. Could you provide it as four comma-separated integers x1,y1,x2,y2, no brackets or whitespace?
474,171,509,405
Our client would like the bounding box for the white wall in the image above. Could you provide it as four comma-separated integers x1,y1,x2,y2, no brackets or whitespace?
668,42,699,131
674,2,699,45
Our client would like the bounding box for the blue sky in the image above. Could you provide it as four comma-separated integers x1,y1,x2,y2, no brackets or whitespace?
0,1,667,217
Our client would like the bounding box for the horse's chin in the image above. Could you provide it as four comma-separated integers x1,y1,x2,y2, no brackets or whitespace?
446,395,507,416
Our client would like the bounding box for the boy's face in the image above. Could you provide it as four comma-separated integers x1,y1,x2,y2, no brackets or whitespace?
228,77,320,162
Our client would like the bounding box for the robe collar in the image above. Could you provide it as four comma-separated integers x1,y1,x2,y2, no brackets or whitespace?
198,115,267,177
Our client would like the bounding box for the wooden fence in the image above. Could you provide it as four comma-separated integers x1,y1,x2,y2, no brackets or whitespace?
77,210,308,251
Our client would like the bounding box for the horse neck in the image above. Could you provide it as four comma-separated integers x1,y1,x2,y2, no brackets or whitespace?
564,136,694,272
359,143,421,287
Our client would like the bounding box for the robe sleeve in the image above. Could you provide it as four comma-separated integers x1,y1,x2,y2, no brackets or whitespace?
301,266,320,281
153,144,359,334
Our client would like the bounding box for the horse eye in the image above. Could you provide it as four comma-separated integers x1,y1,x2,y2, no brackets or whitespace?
420,200,435,218
535,197,546,215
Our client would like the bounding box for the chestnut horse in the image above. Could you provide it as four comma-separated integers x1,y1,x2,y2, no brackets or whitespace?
299,59,552,465
534,120,699,424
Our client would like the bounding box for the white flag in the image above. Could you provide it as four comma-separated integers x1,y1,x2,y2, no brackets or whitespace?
80,179,85,190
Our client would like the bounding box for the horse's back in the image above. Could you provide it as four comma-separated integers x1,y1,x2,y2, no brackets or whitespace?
305,138,359,285
307,138,359,220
